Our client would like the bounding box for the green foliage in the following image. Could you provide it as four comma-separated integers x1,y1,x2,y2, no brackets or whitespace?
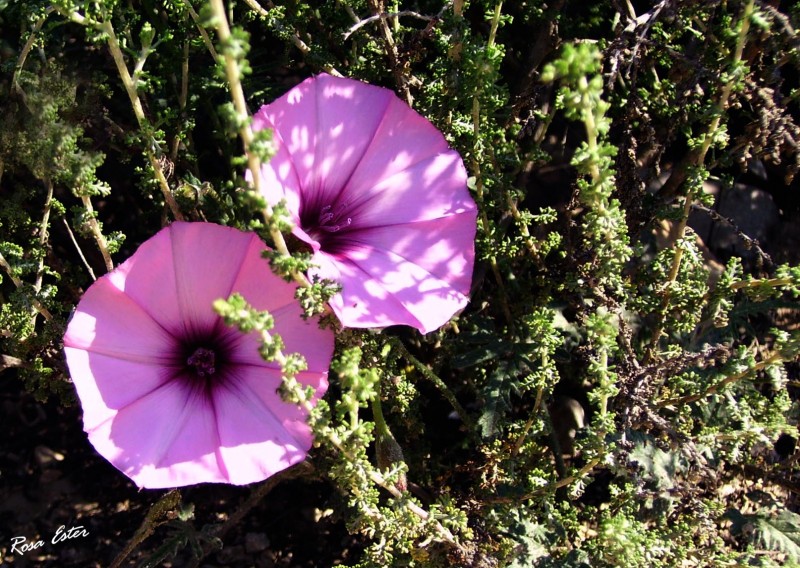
3,0,800,566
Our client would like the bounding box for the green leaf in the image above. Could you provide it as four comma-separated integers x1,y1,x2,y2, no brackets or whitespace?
628,432,686,490
727,508,800,562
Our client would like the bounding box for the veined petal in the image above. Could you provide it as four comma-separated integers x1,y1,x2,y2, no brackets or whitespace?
347,152,474,228
320,243,470,333
169,222,255,335
64,276,175,363
231,366,327,448
65,349,172,431
87,380,227,489
226,237,299,316
343,214,476,294
211,368,324,484
254,73,394,212
105,227,182,334
342,92,451,198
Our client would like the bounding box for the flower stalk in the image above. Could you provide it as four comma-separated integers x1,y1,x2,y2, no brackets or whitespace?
208,0,309,290
52,5,184,221
648,0,755,356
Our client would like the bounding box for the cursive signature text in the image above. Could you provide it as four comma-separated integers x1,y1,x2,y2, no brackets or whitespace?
10,525,90,555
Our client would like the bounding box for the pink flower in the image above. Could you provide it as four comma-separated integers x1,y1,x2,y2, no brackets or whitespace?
253,73,477,333
63,222,333,489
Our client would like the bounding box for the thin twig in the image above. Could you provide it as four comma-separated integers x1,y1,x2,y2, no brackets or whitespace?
387,337,474,430
170,40,191,162
279,363,467,548
53,6,185,221
344,10,433,39
368,0,412,105
62,218,97,281
109,490,181,568
0,252,53,321
469,2,514,329
487,456,602,504
11,7,55,97
244,0,309,54
658,349,783,408
80,195,114,272
647,0,754,359
253,0,342,76
34,180,54,294
186,2,220,60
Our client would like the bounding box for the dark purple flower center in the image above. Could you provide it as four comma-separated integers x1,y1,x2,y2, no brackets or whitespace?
174,327,236,388
187,347,216,377
317,203,352,233
301,200,354,253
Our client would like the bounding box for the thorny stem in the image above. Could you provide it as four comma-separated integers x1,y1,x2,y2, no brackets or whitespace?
658,349,783,408
208,0,310,290
647,0,754,357
54,6,185,221
80,196,114,273
387,337,474,429
109,490,182,568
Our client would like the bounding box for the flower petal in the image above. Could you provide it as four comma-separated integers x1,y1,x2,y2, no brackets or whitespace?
87,380,228,488
169,222,257,334
65,349,172,432
254,73,394,212
64,221,335,488
312,243,469,333
253,74,477,332
210,367,326,484
342,214,476,294
347,152,474,228
341,92,452,199
64,276,176,363
113,222,255,336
